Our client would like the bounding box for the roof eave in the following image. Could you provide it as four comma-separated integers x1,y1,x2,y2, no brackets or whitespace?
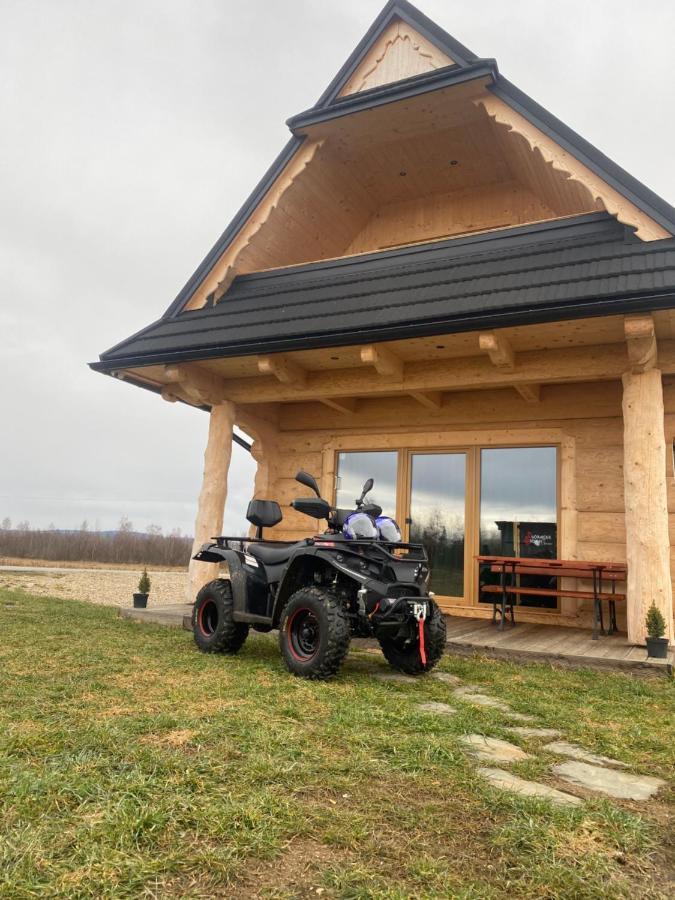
90,288,675,374
287,60,497,132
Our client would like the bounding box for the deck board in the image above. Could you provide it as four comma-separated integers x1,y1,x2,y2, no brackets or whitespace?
445,615,672,675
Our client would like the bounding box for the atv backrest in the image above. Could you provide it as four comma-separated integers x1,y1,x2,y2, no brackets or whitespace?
246,499,283,528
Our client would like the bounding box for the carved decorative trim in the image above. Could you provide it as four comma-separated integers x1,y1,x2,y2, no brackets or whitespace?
338,19,454,97
184,139,324,310
476,95,670,242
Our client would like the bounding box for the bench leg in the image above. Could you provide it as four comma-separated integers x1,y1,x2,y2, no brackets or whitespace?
592,599,601,640
608,600,617,635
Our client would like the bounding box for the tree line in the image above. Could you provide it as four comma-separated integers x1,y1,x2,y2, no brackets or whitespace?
0,518,193,567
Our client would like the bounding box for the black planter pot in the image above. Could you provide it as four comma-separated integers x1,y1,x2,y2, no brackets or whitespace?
133,592,149,609
645,636,669,659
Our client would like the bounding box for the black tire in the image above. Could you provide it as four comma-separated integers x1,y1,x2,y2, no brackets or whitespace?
279,587,351,680
378,599,446,675
192,579,249,654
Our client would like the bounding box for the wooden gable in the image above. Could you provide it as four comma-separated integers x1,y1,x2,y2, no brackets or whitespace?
337,17,455,97
162,0,673,317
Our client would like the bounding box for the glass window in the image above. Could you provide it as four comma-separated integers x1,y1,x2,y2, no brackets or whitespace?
479,446,558,608
336,451,398,517
409,453,466,598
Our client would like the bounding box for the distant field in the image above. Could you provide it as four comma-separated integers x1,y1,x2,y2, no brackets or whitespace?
0,557,185,572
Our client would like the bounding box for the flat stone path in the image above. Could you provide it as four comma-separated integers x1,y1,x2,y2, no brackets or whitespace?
373,667,668,808
452,686,535,721
461,735,532,763
374,672,418,684
543,741,627,768
478,768,582,806
430,672,462,685
553,761,666,801
506,727,562,739
417,701,456,715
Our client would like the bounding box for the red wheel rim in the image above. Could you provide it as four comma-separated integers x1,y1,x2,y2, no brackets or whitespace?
198,599,218,636
287,607,320,661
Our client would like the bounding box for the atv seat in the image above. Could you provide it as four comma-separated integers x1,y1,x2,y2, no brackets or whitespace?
247,542,300,566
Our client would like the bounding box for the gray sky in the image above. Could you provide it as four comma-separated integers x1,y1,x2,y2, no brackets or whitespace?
1,0,674,536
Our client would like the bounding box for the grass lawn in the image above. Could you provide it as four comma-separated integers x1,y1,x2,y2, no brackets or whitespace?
1,590,673,899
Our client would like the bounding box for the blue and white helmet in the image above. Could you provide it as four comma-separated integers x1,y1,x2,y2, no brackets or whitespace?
343,511,378,539
375,516,402,542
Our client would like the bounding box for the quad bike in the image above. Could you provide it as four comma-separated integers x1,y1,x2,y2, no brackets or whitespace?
191,470,446,680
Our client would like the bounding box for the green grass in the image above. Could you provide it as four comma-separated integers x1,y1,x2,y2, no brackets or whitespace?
0,590,673,899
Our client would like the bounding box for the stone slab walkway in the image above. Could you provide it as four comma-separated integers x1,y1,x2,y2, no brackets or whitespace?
394,668,668,809
478,768,582,806
543,741,628,768
553,761,666,801
461,735,532,763
417,701,456,715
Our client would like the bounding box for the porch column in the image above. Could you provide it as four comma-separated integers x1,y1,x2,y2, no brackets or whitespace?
622,364,673,645
237,411,279,538
187,401,236,601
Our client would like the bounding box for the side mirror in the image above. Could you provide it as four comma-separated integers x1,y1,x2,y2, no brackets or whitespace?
295,470,321,498
357,477,374,504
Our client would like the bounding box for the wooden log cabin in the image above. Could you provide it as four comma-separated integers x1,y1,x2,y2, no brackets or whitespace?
92,0,675,648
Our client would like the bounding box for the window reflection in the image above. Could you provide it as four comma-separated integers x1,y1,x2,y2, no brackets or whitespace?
336,451,397,516
409,453,465,598
480,447,558,608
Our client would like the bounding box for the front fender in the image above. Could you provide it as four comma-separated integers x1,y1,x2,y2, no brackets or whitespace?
272,550,363,626
191,544,249,616
192,543,233,564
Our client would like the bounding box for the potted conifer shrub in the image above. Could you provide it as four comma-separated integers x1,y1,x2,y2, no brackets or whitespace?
133,568,151,608
645,603,669,659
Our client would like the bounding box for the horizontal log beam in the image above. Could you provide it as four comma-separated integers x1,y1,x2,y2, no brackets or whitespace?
206,340,675,405
360,344,403,379
479,331,515,370
163,363,228,405
258,354,307,386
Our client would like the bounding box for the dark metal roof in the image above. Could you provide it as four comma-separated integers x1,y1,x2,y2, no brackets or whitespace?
92,213,675,372
156,1,675,323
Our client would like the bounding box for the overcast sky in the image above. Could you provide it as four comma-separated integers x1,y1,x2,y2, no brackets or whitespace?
1,0,674,536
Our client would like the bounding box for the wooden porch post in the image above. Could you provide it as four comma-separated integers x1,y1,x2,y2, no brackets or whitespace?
622,345,674,644
187,401,236,602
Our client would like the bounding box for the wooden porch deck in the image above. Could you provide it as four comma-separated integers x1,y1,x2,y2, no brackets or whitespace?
119,604,673,675
445,615,673,675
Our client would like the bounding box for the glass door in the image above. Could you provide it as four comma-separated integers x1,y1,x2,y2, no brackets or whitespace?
407,452,467,600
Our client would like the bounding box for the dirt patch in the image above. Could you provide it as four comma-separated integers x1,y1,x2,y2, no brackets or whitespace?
140,728,197,748
0,567,187,607
235,838,347,899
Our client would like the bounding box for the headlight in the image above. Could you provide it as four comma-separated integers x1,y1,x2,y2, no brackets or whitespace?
414,563,429,582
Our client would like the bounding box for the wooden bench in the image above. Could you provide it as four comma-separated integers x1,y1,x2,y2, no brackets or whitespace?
475,555,627,639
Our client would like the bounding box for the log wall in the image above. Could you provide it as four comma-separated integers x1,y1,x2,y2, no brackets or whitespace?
241,377,675,630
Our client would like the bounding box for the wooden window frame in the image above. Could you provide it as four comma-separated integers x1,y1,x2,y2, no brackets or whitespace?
329,429,569,618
